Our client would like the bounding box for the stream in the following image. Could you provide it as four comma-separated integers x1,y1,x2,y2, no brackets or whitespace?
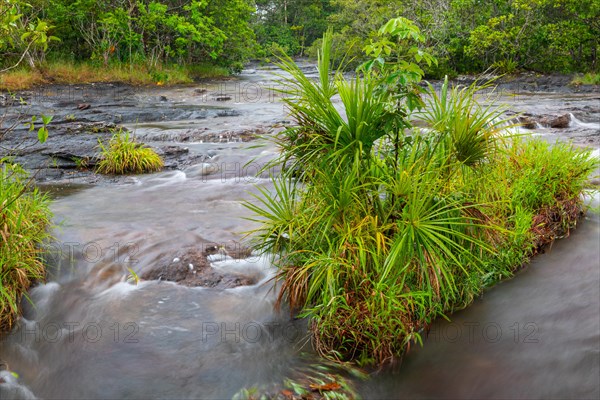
0,65,598,399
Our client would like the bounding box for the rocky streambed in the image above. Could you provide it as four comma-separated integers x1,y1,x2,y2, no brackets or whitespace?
0,67,598,399
0,80,282,185
1,72,598,185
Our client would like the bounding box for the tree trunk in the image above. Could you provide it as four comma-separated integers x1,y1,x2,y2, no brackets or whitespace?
25,50,36,69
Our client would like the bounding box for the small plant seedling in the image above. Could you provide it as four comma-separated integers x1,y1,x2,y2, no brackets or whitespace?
127,267,139,285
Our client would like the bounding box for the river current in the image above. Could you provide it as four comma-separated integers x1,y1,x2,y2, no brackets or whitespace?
1,65,598,399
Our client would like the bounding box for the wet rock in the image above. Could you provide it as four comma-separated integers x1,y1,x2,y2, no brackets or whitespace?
185,128,263,143
1,82,262,184
46,150,95,162
65,121,117,133
159,146,189,157
518,116,537,129
215,96,232,102
216,109,240,117
550,114,571,128
514,113,574,130
142,246,256,289
203,242,253,259
87,263,126,289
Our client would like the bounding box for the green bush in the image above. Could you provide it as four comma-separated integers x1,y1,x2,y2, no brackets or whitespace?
246,25,598,366
96,130,164,175
0,162,52,332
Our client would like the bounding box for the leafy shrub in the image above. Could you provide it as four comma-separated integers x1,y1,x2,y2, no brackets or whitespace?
96,130,164,175
247,22,598,366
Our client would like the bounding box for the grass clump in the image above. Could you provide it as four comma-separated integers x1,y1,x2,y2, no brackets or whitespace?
571,72,600,86
96,130,164,175
485,139,596,251
0,69,46,90
0,162,52,332
246,23,598,366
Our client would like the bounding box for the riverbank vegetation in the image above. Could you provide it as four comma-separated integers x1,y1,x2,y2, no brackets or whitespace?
246,21,598,366
253,0,598,76
0,103,53,333
572,72,600,86
0,0,250,90
0,61,229,91
0,163,52,332
1,0,598,91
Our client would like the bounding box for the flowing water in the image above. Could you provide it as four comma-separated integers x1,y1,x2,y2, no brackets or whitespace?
1,66,598,399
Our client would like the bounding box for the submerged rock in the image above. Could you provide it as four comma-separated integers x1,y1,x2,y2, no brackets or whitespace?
516,113,572,129
545,113,571,128
518,116,538,129
141,244,255,289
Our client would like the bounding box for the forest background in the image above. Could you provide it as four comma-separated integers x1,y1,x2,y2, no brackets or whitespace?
1,0,598,87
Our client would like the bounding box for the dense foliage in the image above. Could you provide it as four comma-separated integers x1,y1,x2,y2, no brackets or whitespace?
1,0,256,72
246,22,597,365
320,0,599,74
253,0,334,56
2,0,597,76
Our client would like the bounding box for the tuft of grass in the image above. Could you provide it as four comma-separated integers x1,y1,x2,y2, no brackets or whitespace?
0,69,46,90
126,267,140,285
96,130,164,175
72,156,90,170
0,162,53,333
571,72,600,86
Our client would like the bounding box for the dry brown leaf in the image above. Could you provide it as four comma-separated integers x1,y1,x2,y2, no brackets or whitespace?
309,382,341,392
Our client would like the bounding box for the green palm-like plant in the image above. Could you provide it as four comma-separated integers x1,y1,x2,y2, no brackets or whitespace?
243,22,593,366
270,29,401,181
417,77,516,169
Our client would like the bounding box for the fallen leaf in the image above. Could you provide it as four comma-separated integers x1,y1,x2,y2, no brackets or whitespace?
309,382,341,392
